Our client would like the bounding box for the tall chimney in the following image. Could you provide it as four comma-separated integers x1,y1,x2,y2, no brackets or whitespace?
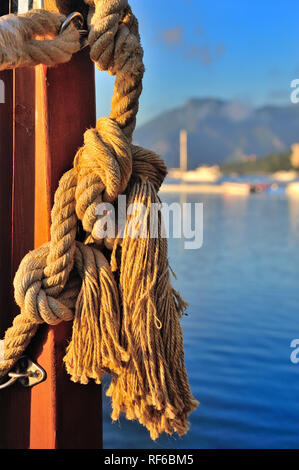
180,129,188,173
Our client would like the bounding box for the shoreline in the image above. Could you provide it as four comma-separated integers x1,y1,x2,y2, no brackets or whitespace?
160,181,299,196
160,184,223,193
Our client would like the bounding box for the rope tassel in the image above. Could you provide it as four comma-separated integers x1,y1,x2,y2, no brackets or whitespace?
105,180,198,440
0,0,198,440
64,244,129,384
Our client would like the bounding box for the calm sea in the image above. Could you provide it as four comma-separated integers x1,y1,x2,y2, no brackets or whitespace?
102,191,299,449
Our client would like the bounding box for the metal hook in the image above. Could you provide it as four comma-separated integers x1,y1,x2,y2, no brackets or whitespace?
59,12,89,50
0,356,46,390
0,375,18,390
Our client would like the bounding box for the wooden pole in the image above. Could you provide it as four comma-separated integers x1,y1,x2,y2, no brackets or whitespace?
0,23,102,449
28,50,102,450
0,75,13,336
0,2,30,450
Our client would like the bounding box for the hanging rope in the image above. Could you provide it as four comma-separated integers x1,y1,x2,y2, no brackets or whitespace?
0,0,198,440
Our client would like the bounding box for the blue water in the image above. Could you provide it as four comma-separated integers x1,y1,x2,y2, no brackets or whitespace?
102,192,299,449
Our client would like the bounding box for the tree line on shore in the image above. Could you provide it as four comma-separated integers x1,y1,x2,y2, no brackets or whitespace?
220,151,296,174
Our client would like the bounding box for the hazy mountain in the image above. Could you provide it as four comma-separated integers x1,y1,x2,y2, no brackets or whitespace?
134,98,299,169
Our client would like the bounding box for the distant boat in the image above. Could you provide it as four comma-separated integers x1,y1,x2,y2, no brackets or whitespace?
181,165,222,182
222,182,272,195
222,182,251,195
271,171,298,182
286,182,299,196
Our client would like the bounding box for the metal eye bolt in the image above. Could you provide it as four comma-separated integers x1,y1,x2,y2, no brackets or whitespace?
59,12,89,50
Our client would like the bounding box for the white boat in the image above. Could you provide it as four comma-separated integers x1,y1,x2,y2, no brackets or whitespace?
286,182,299,196
271,171,298,182
181,165,222,183
222,182,251,195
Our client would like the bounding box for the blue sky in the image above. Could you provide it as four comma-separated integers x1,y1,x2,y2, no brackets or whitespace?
96,0,299,126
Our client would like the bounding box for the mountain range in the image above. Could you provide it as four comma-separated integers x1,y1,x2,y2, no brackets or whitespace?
134,98,299,169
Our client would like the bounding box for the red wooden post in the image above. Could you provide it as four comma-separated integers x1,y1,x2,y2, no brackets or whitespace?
0,70,20,449
0,68,37,450
0,4,37,449
0,5,13,336
0,49,102,448
28,51,102,450
0,69,13,331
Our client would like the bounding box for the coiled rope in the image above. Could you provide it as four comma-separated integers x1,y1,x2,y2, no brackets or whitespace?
0,0,198,440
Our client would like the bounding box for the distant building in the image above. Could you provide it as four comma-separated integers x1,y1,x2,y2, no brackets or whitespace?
291,144,299,168
168,130,188,178
242,154,257,163
168,130,222,181
180,130,188,172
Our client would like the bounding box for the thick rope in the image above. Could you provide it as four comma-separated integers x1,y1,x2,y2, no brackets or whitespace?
0,0,198,440
0,9,80,70
88,0,144,140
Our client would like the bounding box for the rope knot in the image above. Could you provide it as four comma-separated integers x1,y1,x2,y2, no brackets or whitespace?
74,118,132,238
75,117,132,202
14,244,75,326
131,146,168,192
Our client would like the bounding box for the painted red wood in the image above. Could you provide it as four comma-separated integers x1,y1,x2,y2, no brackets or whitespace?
0,68,35,450
0,69,23,450
0,50,102,449
29,50,102,450
0,70,13,333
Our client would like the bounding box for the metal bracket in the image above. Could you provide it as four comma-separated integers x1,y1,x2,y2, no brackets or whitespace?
0,356,46,390
59,12,89,49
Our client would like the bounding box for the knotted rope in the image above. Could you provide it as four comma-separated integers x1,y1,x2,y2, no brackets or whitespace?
0,9,81,69
0,0,198,440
